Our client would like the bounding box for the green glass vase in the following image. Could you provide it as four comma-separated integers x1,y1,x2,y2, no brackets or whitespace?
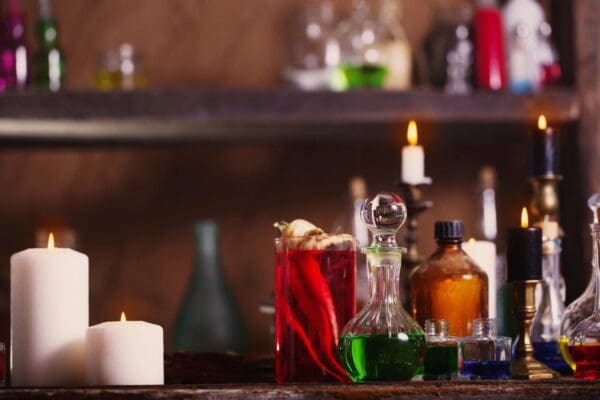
172,221,247,353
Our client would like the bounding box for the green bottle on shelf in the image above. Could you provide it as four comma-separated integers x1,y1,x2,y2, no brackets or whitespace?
33,0,65,91
172,221,247,353
339,192,425,382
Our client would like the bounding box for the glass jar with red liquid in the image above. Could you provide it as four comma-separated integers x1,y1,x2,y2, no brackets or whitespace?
274,221,356,383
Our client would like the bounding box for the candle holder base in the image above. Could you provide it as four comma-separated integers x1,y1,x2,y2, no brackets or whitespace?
511,354,559,380
511,280,558,380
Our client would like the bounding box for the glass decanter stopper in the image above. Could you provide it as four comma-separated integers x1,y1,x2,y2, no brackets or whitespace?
560,194,600,372
339,192,425,381
423,319,459,381
460,318,512,380
531,219,570,374
568,199,600,380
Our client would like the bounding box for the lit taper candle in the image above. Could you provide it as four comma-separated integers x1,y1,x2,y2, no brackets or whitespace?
530,115,560,177
507,207,543,282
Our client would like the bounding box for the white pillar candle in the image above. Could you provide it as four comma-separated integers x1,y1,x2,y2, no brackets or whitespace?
86,313,164,386
401,120,429,184
462,239,497,318
11,235,88,386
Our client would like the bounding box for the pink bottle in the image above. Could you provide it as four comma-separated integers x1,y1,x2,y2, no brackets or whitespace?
474,0,507,90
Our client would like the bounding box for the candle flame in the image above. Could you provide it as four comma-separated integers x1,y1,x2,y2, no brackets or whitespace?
538,114,547,130
521,207,529,228
47,233,55,249
407,120,418,145
468,237,476,243
120,312,127,322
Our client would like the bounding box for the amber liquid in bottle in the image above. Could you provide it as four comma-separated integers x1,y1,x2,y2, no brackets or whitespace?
411,221,488,337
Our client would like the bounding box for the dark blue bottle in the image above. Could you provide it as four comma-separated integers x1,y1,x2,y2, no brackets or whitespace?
460,318,512,380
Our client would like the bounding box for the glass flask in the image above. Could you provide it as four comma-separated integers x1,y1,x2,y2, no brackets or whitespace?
531,221,570,374
275,220,356,383
423,319,459,381
172,221,247,353
411,220,489,337
334,0,388,90
560,194,600,371
339,192,425,382
568,196,600,380
460,318,512,380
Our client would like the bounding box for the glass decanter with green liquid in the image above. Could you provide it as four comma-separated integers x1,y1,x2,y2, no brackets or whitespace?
339,192,426,382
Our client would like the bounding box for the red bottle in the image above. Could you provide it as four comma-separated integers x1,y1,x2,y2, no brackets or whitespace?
474,0,507,90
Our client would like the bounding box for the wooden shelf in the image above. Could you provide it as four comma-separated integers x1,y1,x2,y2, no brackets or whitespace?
0,88,579,143
0,381,598,400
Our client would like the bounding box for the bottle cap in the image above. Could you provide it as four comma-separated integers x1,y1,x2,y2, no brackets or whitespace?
434,220,464,242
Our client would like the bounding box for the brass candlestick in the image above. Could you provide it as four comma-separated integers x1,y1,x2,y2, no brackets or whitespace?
397,181,433,307
511,280,559,380
530,174,562,223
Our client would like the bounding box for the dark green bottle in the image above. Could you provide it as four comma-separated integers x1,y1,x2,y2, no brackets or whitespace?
33,0,65,91
172,221,247,353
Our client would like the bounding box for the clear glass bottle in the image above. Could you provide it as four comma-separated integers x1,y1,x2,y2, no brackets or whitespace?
460,318,511,380
284,1,340,91
411,220,489,337
568,221,600,380
172,221,247,353
334,0,387,90
560,194,600,371
423,319,459,381
340,192,425,382
531,221,570,374
377,0,411,90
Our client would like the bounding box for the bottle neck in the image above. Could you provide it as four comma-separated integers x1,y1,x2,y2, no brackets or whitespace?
194,222,221,282
436,240,463,251
365,248,403,306
473,318,497,337
37,18,59,49
424,319,449,336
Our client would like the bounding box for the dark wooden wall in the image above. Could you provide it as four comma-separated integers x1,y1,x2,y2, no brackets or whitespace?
0,0,586,354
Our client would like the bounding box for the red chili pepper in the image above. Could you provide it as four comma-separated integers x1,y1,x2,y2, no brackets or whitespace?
281,300,348,382
288,250,349,381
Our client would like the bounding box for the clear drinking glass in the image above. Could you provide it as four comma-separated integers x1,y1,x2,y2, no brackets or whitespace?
275,234,356,383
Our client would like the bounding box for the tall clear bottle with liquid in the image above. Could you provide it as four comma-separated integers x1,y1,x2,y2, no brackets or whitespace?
531,221,570,374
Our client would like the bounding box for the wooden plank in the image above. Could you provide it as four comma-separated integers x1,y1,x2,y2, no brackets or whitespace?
0,381,598,400
0,89,579,142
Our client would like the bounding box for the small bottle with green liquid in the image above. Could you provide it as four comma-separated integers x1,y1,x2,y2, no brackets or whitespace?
339,192,426,382
423,319,459,381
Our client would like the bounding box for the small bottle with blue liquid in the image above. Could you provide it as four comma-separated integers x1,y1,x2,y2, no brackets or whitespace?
460,318,511,380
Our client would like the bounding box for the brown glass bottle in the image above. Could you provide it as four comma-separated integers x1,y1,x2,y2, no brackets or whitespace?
411,220,488,337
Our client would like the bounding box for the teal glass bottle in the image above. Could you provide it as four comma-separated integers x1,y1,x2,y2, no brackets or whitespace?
172,221,247,353
33,0,66,91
